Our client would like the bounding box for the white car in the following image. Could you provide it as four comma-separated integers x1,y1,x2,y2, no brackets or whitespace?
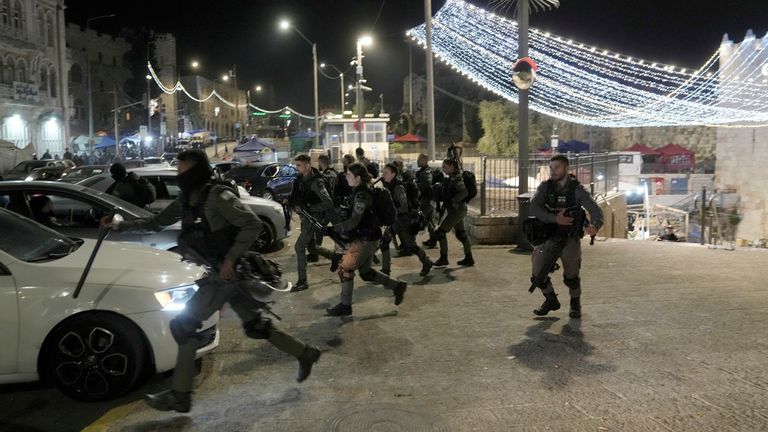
0,208,219,401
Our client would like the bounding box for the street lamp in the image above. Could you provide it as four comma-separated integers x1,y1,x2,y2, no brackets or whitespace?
85,14,116,153
354,35,373,149
221,74,229,82
279,19,320,148
320,62,345,112
191,60,199,69
255,85,263,92
145,74,152,159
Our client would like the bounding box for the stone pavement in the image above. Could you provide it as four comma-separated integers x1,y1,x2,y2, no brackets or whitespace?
2,233,768,432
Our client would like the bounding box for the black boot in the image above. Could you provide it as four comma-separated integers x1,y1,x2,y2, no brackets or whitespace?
419,260,433,276
291,279,309,293
297,345,321,383
306,253,319,263
422,238,437,249
569,297,581,319
533,292,561,316
326,303,352,316
457,254,474,267
393,281,407,305
434,255,449,267
145,389,191,413
381,269,391,275
329,253,341,272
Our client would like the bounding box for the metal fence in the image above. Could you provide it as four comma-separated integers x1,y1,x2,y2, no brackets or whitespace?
388,153,620,217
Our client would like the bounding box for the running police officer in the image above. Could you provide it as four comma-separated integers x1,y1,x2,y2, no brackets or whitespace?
288,154,334,292
433,159,474,267
415,153,437,247
529,154,603,319
100,149,320,413
324,162,407,316
380,163,433,277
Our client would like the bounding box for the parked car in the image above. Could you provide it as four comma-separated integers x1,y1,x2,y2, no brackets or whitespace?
0,207,219,400
24,165,69,181
142,157,170,168
1,159,75,181
161,152,177,163
224,162,297,202
78,167,288,250
58,165,108,183
121,159,146,169
211,160,242,175
0,181,180,251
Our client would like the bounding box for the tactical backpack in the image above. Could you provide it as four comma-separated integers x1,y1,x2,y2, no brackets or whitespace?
403,180,421,211
461,170,477,203
371,186,397,226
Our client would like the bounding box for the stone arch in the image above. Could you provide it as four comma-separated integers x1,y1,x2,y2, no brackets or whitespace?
0,0,9,27
39,63,47,92
68,63,82,84
11,0,22,31
45,10,53,47
14,57,27,82
35,7,44,39
1,55,13,84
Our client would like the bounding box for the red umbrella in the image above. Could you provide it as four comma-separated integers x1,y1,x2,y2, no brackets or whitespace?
393,133,426,142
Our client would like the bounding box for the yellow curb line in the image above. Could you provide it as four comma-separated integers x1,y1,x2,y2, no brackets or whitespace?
81,400,143,432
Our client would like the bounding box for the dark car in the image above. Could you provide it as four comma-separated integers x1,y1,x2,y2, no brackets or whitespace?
24,165,68,181
58,165,108,183
211,160,242,175
1,160,74,181
224,162,297,201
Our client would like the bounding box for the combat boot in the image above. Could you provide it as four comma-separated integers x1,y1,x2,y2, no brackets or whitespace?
291,279,309,293
419,260,434,276
456,254,474,267
422,238,437,249
145,389,191,413
393,281,407,305
569,297,581,319
329,253,342,272
434,255,449,267
297,345,321,383
533,292,561,316
326,303,352,316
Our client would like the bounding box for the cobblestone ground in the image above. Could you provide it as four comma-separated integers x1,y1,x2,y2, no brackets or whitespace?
2,233,767,432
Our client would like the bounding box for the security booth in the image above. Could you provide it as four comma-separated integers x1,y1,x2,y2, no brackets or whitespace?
321,112,390,163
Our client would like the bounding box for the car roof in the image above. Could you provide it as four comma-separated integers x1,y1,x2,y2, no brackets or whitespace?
129,167,178,176
0,181,151,216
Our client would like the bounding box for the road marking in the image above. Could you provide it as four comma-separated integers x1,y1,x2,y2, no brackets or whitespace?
81,400,142,432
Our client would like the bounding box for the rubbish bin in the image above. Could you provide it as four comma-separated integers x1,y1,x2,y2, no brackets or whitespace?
514,193,534,252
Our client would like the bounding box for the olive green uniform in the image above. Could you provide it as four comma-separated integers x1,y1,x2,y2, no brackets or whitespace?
289,170,334,282
436,172,472,258
415,166,435,237
380,180,431,273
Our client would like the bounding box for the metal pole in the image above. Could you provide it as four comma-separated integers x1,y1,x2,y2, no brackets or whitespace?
233,64,240,143
517,0,529,196
700,186,707,245
480,155,487,216
86,44,94,152
409,43,414,115
339,73,344,112
145,77,150,159
113,83,119,158
357,41,363,149
312,43,320,148
424,0,436,161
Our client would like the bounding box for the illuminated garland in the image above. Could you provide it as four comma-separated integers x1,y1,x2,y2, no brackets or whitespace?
407,0,768,127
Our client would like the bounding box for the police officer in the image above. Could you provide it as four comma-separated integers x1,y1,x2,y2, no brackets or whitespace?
318,154,337,196
433,159,474,267
415,154,437,247
529,155,603,319
325,162,407,316
100,149,320,413
380,163,433,277
288,154,334,292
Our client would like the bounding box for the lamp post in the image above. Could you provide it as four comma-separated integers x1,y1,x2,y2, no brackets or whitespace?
176,60,199,137
320,63,345,112
280,20,320,148
145,74,151,159
85,14,116,153
355,35,373,149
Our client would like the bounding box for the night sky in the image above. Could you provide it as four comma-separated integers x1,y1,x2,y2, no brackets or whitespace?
66,0,768,115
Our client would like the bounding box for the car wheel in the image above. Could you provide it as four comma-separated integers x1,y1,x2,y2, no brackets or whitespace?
41,312,148,401
262,189,275,201
254,217,277,252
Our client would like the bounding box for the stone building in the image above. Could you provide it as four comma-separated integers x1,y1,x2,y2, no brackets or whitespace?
152,32,177,140
65,22,131,144
180,74,246,141
0,0,69,156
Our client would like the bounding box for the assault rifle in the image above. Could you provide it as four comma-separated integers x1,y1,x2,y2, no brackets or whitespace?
176,237,283,320
528,206,596,293
297,207,348,248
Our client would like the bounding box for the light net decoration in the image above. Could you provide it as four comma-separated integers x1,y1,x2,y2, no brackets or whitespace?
407,0,768,127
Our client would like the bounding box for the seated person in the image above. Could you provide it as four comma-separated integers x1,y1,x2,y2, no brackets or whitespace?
659,226,679,242
29,195,64,227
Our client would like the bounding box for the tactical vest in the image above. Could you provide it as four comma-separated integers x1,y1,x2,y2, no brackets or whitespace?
180,184,239,264
341,186,379,240
294,169,325,206
543,176,586,237
383,179,404,209
415,167,433,199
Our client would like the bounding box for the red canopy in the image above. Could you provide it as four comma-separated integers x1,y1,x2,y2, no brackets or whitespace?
657,143,695,172
624,143,659,155
393,133,426,142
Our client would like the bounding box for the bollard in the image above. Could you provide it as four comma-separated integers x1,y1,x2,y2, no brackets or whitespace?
480,156,487,216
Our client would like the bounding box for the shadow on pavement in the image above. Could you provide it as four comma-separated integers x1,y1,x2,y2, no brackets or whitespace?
508,317,616,388
118,416,192,432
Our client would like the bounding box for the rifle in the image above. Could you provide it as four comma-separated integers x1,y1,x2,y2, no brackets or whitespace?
528,207,596,293
297,207,348,248
176,238,283,320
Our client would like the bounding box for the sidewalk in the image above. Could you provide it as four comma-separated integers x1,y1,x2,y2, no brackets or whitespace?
7,234,763,432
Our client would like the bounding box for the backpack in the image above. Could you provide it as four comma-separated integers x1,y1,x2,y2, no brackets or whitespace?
371,187,396,226
403,179,420,211
462,170,477,203
127,172,156,207
366,160,379,179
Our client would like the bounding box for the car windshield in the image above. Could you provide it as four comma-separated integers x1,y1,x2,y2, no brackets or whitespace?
78,186,153,217
0,208,82,262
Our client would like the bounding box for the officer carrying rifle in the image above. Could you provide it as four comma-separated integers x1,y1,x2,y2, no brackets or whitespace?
528,155,603,319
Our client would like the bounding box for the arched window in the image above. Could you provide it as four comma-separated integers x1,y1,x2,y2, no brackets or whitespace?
15,58,26,82
39,66,47,93
73,98,85,120
48,67,56,97
1,0,9,27
36,9,44,40
11,0,21,31
0,57,11,84
45,13,53,47
68,63,82,84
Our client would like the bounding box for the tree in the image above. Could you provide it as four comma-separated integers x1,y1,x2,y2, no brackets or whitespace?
477,100,555,156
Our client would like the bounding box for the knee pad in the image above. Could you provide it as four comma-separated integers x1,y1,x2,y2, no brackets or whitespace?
455,230,469,242
360,269,377,282
530,276,552,290
563,277,581,290
169,315,203,345
243,317,272,339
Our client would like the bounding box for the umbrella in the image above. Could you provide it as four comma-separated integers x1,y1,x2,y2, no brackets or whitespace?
235,137,276,152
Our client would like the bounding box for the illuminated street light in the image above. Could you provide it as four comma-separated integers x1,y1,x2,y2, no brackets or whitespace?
279,19,290,30
191,61,199,68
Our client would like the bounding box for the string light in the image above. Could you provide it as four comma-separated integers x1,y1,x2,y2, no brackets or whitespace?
407,0,768,127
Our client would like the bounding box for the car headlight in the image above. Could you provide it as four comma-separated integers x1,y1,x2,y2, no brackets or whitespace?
154,284,198,311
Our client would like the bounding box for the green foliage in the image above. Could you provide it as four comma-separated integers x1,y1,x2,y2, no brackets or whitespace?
477,100,555,156
390,142,405,154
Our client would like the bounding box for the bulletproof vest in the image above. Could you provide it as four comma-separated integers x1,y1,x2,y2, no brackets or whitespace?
383,179,404,209
445,173,463,201
295,169,324,205
415,167,433,198
544,176,585,237
342,187,379,240
180,184,239,264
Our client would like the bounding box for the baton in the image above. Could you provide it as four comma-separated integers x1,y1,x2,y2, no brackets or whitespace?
73,210,115,299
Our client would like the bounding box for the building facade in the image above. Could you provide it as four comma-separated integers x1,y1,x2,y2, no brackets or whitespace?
180,74,246,141
152,32,177,140
0,0,69,156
